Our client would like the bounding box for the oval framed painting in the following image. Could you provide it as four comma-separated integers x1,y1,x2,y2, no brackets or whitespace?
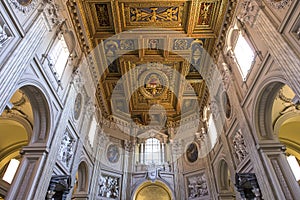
106,144,120,163
186,142,198,163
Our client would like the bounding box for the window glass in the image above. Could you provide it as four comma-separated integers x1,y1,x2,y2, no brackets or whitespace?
88,116,97,147
50,37,69,77
144,138,162,164
208,115,218,147
234,34,255,79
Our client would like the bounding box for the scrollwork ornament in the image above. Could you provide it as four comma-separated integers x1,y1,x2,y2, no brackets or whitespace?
9,0,38,14
266,0,292,9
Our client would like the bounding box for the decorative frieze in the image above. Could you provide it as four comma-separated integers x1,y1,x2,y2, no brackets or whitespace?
232,129,248,163
98,174,120,199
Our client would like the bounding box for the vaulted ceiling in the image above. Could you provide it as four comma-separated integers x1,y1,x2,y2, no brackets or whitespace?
68,0,237,126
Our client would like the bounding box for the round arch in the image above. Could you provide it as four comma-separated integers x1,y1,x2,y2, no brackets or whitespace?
217,159,234,193
2,84,52,199
132,180,173,200
254,80,285,140
75,161,89,193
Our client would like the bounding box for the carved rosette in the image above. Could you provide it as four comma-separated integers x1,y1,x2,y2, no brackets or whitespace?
237,0,260,27
232,129,248,163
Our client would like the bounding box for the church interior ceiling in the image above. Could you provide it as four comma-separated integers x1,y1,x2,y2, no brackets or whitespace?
69,0,236,129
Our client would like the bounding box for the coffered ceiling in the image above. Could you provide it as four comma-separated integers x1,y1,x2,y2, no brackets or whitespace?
68,0,236,126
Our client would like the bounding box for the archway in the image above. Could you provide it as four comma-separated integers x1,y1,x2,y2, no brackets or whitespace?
272,85,300,184
0,89,32,199
254,82,300,199
133,181,172,200
72,161,89,198
0,85,51,200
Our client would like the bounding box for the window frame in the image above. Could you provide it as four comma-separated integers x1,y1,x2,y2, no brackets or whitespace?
233,32,255,80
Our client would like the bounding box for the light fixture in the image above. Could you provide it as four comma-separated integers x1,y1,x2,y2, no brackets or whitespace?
2,158,20,184
287,155,300,181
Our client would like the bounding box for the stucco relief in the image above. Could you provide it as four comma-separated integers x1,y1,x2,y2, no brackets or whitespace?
58,131,75,168
186,172,209,199
232,129,248,162
98,174,120,199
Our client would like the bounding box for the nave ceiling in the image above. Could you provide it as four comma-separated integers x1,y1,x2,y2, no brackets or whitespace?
68,0,237,128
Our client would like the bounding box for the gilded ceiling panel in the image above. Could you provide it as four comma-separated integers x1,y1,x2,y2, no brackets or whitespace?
119,1,189,31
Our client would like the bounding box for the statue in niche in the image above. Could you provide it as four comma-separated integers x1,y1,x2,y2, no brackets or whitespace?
187,173,209,198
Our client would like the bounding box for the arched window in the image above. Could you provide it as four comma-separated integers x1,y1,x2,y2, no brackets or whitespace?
233,33,255,79
144,138,163,164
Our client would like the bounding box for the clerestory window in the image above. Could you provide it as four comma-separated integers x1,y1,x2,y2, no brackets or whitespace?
144,138,163,164
49,36,70,78
234,33,255,80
